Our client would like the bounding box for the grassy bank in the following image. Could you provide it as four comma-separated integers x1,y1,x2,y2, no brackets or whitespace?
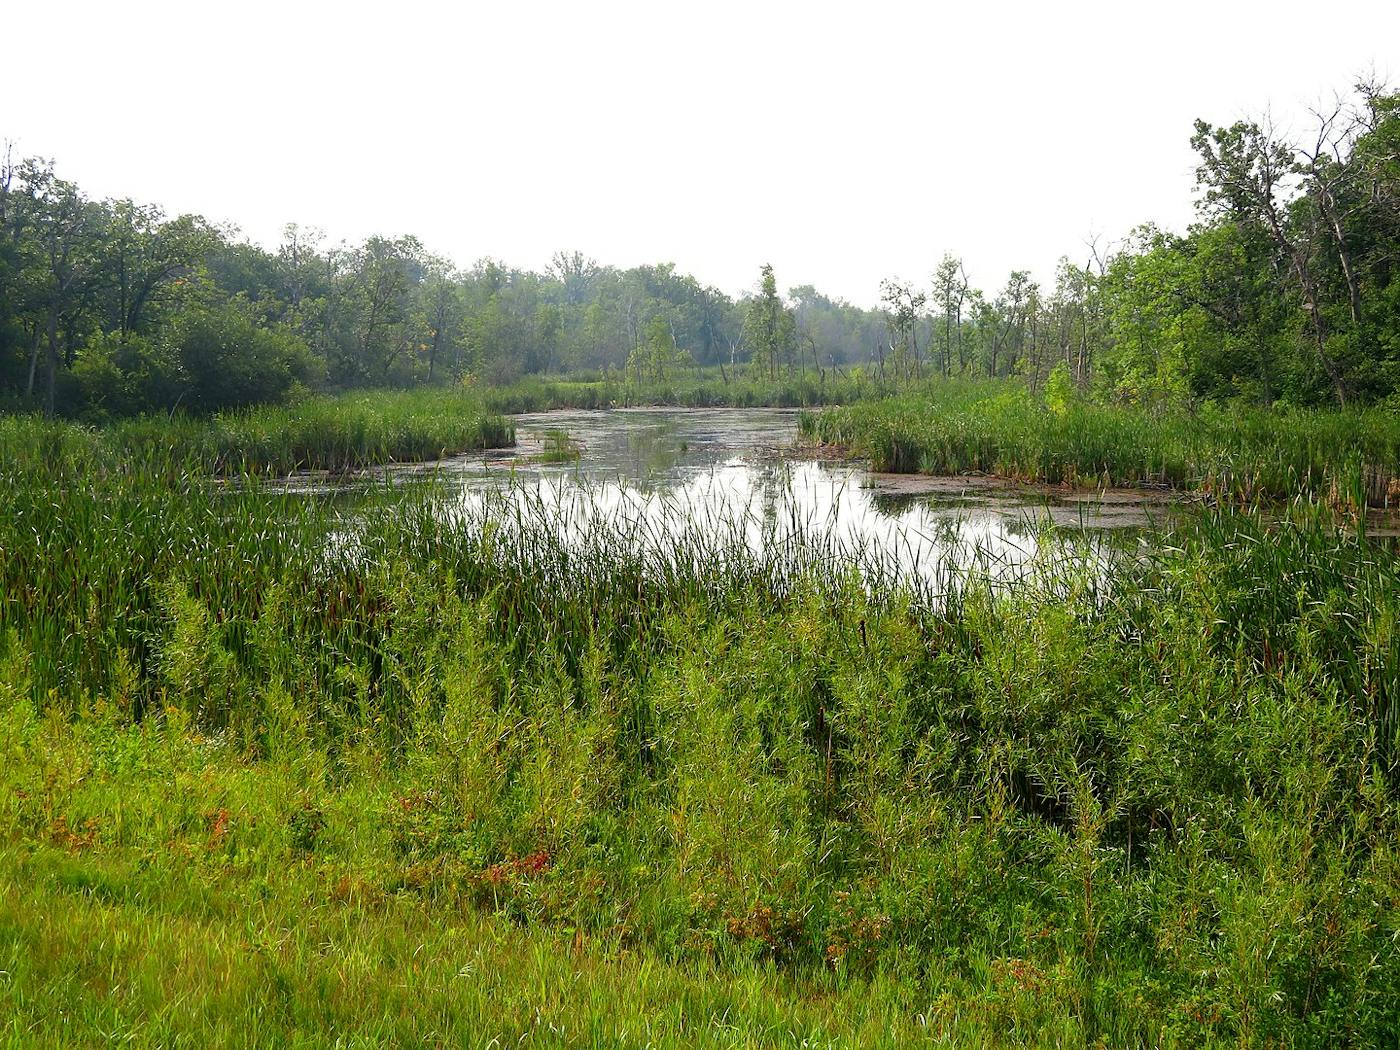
0,389,514,475
483,368,894,413
802,381,1400,507
1,440,1398,1045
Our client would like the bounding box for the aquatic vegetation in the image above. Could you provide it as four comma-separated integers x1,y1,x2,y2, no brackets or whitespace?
1,431,1398,1045
483,367,898,413
0,388,514,476
531,427,583,463
803,380,1400,507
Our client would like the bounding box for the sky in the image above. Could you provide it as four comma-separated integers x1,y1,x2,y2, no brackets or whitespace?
6,0,1397,306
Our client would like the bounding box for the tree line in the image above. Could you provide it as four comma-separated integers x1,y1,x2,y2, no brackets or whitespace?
2,76,1396,418
0,160,889,418
870,78,1400,407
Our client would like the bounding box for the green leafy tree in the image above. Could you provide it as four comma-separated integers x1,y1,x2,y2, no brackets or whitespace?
627,314,688,384
879,278,925,380
98,202,216,342
747,264,795,380
175,300,321,412
931,255,968,376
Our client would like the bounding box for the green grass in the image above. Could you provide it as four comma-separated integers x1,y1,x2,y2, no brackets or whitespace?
531,427,583,463
1,427,1399,1045
802,380,1400,507
483,367,896,413
0,780,935,1048
0,388,514,476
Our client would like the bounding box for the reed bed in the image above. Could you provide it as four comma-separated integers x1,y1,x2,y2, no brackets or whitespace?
0,388,514,476
802,380,1400,507
484,368,896,413
1,438,1398,1044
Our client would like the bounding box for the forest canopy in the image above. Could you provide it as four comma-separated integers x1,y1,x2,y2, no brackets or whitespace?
1,77,1397,418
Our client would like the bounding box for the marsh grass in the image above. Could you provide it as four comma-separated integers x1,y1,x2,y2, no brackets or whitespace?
1,422,1399,1045
531,427,583,463
0,388,513,476
483,368,896,413
803,380,1400,508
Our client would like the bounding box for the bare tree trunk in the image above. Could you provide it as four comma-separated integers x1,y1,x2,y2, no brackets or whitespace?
24,322,41,400
943,311,951,378
1028,309,1042,393
427,310,445,383
45,305,60,418
1281,236,1347,405
1258,184,1348,405
1316,190,1363,326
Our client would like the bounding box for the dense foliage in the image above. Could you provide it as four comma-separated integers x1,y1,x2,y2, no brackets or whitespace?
0,156,884,419
803,379,1400,507
1,429,1398,1044
870,82,1400,406
0,390,513,475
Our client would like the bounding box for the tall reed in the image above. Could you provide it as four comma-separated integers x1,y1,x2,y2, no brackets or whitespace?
0,388,514,476
2,423,1398,1044
802,380,1400,506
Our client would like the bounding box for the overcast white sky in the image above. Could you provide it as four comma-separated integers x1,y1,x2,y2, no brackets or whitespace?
7,1,1397,305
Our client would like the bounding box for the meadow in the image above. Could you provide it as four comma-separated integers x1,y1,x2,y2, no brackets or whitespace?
2,398,1399,1045
801,380,1400,508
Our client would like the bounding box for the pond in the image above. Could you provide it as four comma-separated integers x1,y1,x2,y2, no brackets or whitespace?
289,407,1181,588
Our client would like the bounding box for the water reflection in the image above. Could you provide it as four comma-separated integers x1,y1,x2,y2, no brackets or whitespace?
305,407,1169,590
432,460,1060,593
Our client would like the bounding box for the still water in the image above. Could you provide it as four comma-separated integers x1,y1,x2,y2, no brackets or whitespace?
296,407,1177,588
